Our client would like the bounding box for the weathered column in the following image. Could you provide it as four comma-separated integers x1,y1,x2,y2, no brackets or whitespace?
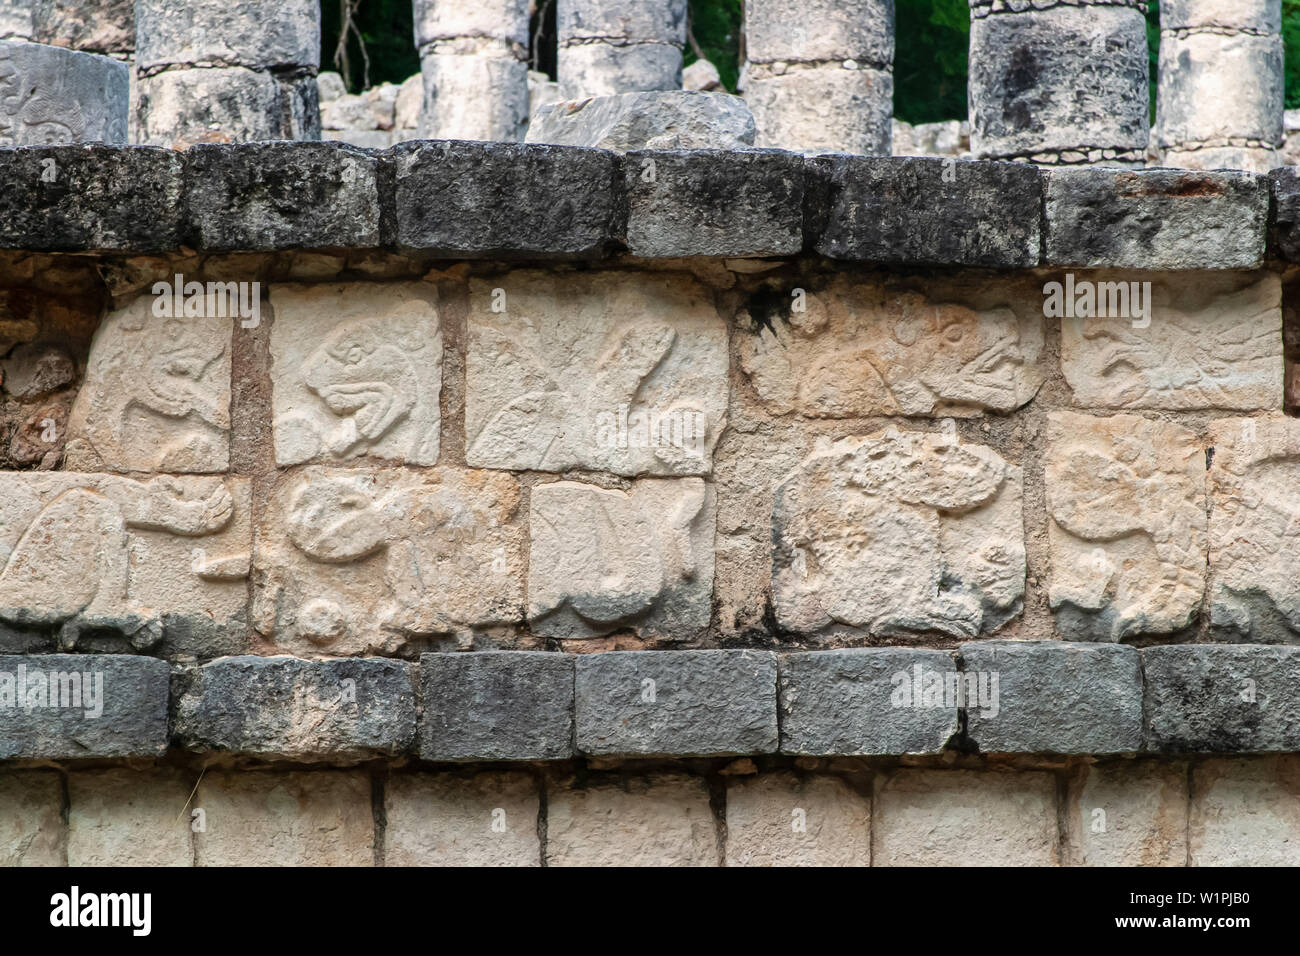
0,39,128,144
133,0,321,148
30,0,136,141
0,0,35,40
741,0,893,154
557,0,686,99
413,0,530,141
1157,0,1283,173
969,0,1149,166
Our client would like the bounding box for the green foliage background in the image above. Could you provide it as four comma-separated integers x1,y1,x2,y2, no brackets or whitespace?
322,0,1296,116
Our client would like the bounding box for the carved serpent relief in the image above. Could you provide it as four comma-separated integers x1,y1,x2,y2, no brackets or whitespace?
0,49,87,145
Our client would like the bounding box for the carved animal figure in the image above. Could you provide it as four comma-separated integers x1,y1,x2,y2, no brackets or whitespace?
0,53,86,145
0,477,233,648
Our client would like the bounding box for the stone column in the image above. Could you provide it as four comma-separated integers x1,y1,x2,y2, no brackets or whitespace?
413,0,530,142
0,39,129,144
133,0,321,148
0,1,35,41
969,0,1149,166
1157,0,1283,173
30,0,136,141
741,0,893,155
557,0,686,100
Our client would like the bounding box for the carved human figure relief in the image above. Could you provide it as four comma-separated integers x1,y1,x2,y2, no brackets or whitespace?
527,478,715,640
466,271,728,476
0,473,250,649
1045,411,1207,642
65,295,232,473
772,429,1024,639
1060,273,1281,410
253,467,524,656
1207,417,1300,642
737,275,1044,418
270,283,442,467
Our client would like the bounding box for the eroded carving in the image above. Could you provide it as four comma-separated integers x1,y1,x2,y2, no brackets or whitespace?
1060,273,1281,410
1046,411,1207,641
527,478,715,640
737,276,1044,418
0,47,87,145
254,467,524,655
772,429,1025,639
0,473,250,648
270,283,442,467
65,295,231,473
1208,417,1300,642
466,271,728,476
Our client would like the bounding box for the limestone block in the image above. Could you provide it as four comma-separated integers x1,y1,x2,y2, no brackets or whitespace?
743,0,893,66
253,466,524,656
195,771,372,866
135,67,320,149
968,5,1149,160
558,42,683,99
526,91,755,151
1157,32,1283,149
175,657,416,759
737,275,1044,417
682,59,720,91
66,294,231,473
0,771,63,866
68,769,192,866
1064,761,1188,867
419,53,528,142
809,156,1042,267
1046,412,1207,641
726,772,870,867
1190,757,1300,865
414,0,530,47
466,271,727,475
385,772,540,866
546,774,717,866
0,39,128,145
0,474,250,651
558,0,686,45
875,769,1057,866
745,65,892,155
528,478,714,640
269,282,441,467
1208,417,1300,641
1161,0,1280,33
0,654,170,757
419,652,574,761
772,429,1025,640
134,0,320,72
778,648,960,756
527,69,562,116
395,73,422,129
1163,146,1277,174
1,343,74,399
31,0,135,54
1059,273,1281,410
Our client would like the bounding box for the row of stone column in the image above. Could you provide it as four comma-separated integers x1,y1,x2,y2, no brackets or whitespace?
1,0,1288,174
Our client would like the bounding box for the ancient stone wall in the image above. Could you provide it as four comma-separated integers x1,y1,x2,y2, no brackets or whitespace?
0,142,1299,864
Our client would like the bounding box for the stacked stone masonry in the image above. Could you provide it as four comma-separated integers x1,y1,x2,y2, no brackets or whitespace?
4,142,1300,864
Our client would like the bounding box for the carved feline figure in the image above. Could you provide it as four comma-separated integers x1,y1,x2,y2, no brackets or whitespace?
0,477,233,648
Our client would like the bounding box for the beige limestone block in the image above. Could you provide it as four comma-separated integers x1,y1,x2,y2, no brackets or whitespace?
270,282,441,467
195,771,372,866
0,770,63,866
1059,273,1281,411
1191,757,1300,866
527,477,714,640
385,772,539,866
1064,761,1188,867
0,472,250,650
725,772,870,866
66,293,231,473
546,774,718,866
772,429,1024,640
466,270,728,476
874,769,1057,866
254,466,524,656
68,769,193,866
1046,412,1206,642
744,65,892,155
737,274,1043,417
1208,417,1300,642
